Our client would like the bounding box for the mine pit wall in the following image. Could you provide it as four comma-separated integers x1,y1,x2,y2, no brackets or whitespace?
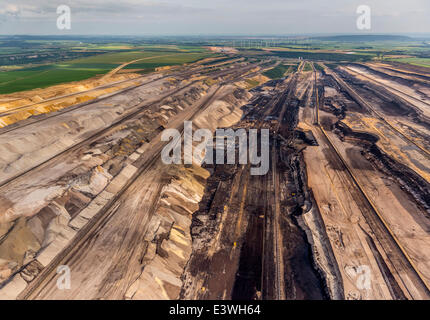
271,91,342,299
0,83,245,298
274,76,346,299
321,120,430,298
124,87,251,299
0,85,206,229
0,84,208,298
306,69,430,298
281,77,343,299
0,72,150,128
180,78,341,300
296,75,345,299
382,61,430,77
334,122,430,214
282,147,342,299
275,143,331,299
122,164,210,300
324,69,430,212
327,70,430,213
0,77,174,185
335,68,430,130
349,63,430,88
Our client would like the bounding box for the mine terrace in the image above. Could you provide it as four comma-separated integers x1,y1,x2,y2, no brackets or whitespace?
0,35,429,301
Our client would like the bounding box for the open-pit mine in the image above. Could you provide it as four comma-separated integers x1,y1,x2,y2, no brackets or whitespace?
1,52,430,301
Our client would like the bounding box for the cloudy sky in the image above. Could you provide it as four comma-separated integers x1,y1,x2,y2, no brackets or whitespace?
0,0,429,35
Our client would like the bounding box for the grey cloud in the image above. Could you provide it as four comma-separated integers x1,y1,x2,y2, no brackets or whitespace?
0,0,429,35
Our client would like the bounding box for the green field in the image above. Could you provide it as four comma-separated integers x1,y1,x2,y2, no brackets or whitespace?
263,64,297,79
0,50,212,94
270,50,373,62
124,52,213,70
303,62,313,72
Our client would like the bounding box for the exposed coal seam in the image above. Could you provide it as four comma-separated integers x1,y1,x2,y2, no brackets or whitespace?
336,68,430,130
285,150,332,299
321,70,430,214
